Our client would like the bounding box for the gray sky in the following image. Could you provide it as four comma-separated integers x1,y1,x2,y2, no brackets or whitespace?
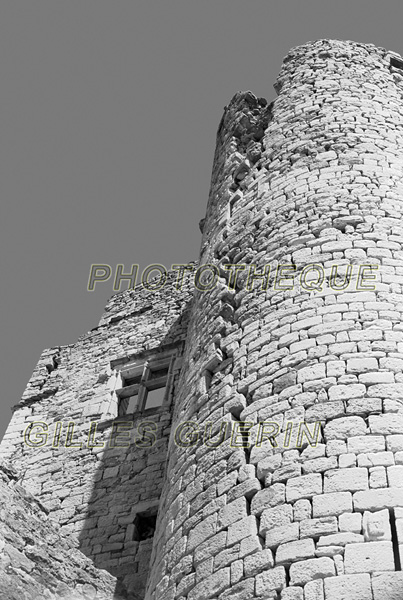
1,0,403,441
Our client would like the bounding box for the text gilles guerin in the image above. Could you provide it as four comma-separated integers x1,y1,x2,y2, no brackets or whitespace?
23,420,321,450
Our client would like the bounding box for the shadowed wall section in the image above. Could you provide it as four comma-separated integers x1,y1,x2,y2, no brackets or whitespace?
0,272,193,599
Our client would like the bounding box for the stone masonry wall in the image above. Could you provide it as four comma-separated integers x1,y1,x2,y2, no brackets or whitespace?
145,40,403,600
0,463,124,600
0,269,194,599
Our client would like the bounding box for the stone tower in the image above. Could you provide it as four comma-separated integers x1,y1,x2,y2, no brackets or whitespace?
1,39,403,600
145,38,403,600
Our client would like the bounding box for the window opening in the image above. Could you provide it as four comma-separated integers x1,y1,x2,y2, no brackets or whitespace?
133,512,157,541
144,385,166,410
115,353,174,415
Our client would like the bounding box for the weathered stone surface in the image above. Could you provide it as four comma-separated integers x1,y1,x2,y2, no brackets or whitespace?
286,474,322,501
304,580,324,600
338,512,362,533
324,574,372,600
255,566,286,595
312,492,352,517
344,541,395,573
260,504,293,535
324,417,367,441
300,516,338,538
250,484,285,515
324,468,368,493
276,539,315,565
0,465,122,600
353,488,403,511
289,557,335,585
317,532,364,547
281,587,304,600
362,508,391,541
188,568,230,600
244,548,274,577
372,573,403,600
227,515,258,545
265,522,299,549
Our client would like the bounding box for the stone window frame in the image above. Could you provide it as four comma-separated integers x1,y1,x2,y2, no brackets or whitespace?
111,350,176,415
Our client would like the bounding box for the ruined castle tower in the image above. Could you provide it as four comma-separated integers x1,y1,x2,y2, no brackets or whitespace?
1,39,403,600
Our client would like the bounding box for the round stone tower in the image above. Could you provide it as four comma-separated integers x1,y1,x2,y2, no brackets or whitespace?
146,40,403,600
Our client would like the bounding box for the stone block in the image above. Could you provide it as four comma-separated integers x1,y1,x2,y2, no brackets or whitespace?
194,531,227,565
372,572,403,600
358,451,394,468
362,509,391,541
227,515,258,545
260,504,293,535
313,492,352,517
250,484,285,515
326,360,346,378
347,435,385,454
244,548,274,577
214,546,240,571
300,516,337,538
324,574,372,600
103,466,119,479
217,497,248,530
347,357,378,373
239,534,263,559
387,435,403,452
265,522,299,549
218,578,254,600
369,413,403,434
286,474,322,502
338,453,356,468
338,512,362,533
346,396,382,415
276,538,315,565
297,364,326,384
317,532,364,547
187,567,230,600
255,566,286,596
227,477,262,502
304,579,324,600
324,468,368,493
326,439,347,456
324,416,366,441
367,384,403,399
387,465,403,487
187,513,217,552
177,573,196,596
344,541,395,573
302,456,338,474
369,466,387,488
256,455,282,479
281,587,304,600
328,384,366,401
353,488,403,511
289,556,335,585
230,559,243,585
359,371,394,385
293,499,311,521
